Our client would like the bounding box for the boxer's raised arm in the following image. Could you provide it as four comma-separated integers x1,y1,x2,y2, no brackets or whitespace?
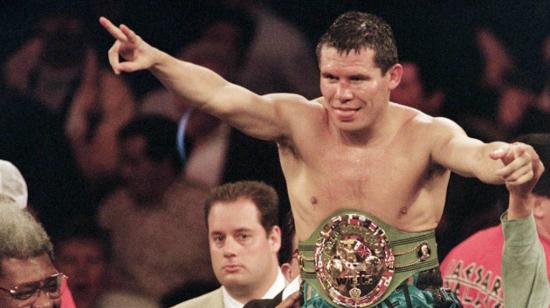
100,17,307,141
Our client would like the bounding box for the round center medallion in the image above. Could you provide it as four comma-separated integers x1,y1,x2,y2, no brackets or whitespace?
314,213,395,307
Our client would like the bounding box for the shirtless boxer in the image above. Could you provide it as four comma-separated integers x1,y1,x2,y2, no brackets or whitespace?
100,11,543,307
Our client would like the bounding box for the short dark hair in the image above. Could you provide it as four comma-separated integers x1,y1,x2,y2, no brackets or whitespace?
54,216,111,262
0,205,53,276
278,210,296,264
118,115,182,172
316,11,398,74
515,134,550,197
204,181,279,233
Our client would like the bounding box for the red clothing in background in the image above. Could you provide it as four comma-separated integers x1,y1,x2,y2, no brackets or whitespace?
441,225,550,307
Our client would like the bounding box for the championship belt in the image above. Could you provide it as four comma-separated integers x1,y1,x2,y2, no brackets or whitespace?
299,209,438,307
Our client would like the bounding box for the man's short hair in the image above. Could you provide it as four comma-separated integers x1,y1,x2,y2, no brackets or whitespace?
118,114,182,172
316,11,398,74
204,181,279,233
0,205,53,276
278,210,296,265
54,216,111,263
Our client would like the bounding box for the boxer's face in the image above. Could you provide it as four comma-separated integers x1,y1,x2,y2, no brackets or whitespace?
319,46,401,133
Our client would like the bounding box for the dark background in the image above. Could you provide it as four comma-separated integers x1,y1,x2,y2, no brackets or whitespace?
2,1,548,98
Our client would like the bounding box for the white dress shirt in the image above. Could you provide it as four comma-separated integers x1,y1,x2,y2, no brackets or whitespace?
282,276,301,301
222,269,287,308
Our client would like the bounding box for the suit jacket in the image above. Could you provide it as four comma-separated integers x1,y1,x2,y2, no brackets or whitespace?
172,287,224,308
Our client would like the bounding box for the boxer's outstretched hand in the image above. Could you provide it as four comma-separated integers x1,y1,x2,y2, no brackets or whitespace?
99,17,160,75
490,143,544,197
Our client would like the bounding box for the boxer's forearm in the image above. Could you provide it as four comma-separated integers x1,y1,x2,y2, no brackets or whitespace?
150,50,231,111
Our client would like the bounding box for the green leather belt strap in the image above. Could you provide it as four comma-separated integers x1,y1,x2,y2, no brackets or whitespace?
298,208,439,307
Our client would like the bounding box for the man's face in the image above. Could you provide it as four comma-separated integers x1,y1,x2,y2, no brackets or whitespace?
319,46,401,133
208,198,280,293
55,239,105,307
0,254,61,308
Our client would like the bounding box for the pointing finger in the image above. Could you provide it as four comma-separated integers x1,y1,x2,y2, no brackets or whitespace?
99,16,128,42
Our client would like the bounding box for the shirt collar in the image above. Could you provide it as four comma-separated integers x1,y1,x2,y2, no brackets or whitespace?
282,276,301,300
222,269,287,307
263,269,287,299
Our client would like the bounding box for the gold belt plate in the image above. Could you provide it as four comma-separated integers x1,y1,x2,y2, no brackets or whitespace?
314,213,395,307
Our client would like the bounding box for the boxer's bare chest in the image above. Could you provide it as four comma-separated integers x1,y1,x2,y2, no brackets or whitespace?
281,129,440,237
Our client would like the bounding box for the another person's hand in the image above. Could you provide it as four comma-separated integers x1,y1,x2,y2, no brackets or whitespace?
99,17,159,75
276,292,300,308
490,143,545,219
65,48,99,141
490,143,544,196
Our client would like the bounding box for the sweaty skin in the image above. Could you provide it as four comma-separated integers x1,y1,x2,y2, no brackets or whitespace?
99,17,543,242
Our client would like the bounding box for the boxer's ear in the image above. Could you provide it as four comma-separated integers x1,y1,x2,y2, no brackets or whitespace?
387,63,403,90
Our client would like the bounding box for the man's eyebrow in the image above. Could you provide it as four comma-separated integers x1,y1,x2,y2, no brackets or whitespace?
209,231,225,236
234,227,253,233
210,227,253,236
